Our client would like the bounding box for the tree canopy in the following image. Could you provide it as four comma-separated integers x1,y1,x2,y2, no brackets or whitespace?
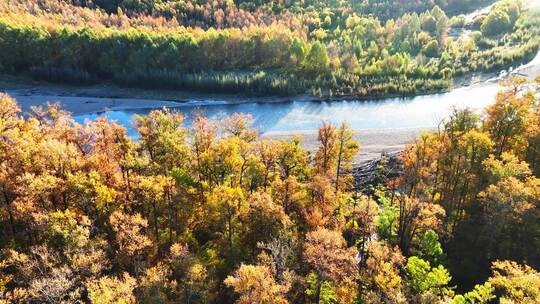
0,77,539,303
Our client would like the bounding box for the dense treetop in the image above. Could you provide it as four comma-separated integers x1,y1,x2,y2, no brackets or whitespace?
1,0,540,302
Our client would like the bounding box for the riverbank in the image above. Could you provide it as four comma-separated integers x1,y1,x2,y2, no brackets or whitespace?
4,47,539,117
1,76,309,114
2,74,451,112
263,128,425,164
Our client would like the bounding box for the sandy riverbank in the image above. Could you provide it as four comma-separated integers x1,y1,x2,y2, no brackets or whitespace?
10,93,184,116
262,128,426,164
2,77,314,115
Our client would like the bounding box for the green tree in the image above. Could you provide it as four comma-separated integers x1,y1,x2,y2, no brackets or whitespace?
453,282,495,304
289,38,307,66
414,229,443,266
404,256,453,297
422,40,439,57
481,9,511,36
304,41,329,74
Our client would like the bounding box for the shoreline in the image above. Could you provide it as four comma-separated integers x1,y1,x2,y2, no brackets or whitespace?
4,59,538,117
2,45,539,116
0,79,496,117
262,128,426,164
2,76,452,111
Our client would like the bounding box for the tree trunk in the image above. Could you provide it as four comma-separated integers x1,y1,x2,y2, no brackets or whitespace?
2,185,15,237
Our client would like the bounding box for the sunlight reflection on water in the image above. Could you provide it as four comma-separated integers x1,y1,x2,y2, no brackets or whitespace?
74,83,501,137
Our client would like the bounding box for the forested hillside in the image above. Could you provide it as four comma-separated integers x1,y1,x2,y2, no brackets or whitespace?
0,77,538,303
71,0,493,24
0,0,538,97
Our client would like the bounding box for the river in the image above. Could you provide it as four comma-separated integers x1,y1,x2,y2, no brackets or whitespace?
72,49,540,138
73,83,500,137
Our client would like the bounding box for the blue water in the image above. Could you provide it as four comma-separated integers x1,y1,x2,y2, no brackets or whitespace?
74,83,501,137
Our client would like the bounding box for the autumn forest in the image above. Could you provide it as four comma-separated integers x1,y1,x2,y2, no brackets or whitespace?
0,0,539,97
1,0,540,303
0,76,538,303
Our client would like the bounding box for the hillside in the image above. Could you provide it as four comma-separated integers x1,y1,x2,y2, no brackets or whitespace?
0,0,538,97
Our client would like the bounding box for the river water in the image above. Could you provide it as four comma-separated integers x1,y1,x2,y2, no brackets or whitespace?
73,49,540,137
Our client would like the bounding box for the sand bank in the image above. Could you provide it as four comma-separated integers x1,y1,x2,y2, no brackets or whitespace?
262,128,426,163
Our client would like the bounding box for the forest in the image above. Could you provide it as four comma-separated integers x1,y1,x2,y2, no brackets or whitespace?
0,76,538,303
0,0,539,97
